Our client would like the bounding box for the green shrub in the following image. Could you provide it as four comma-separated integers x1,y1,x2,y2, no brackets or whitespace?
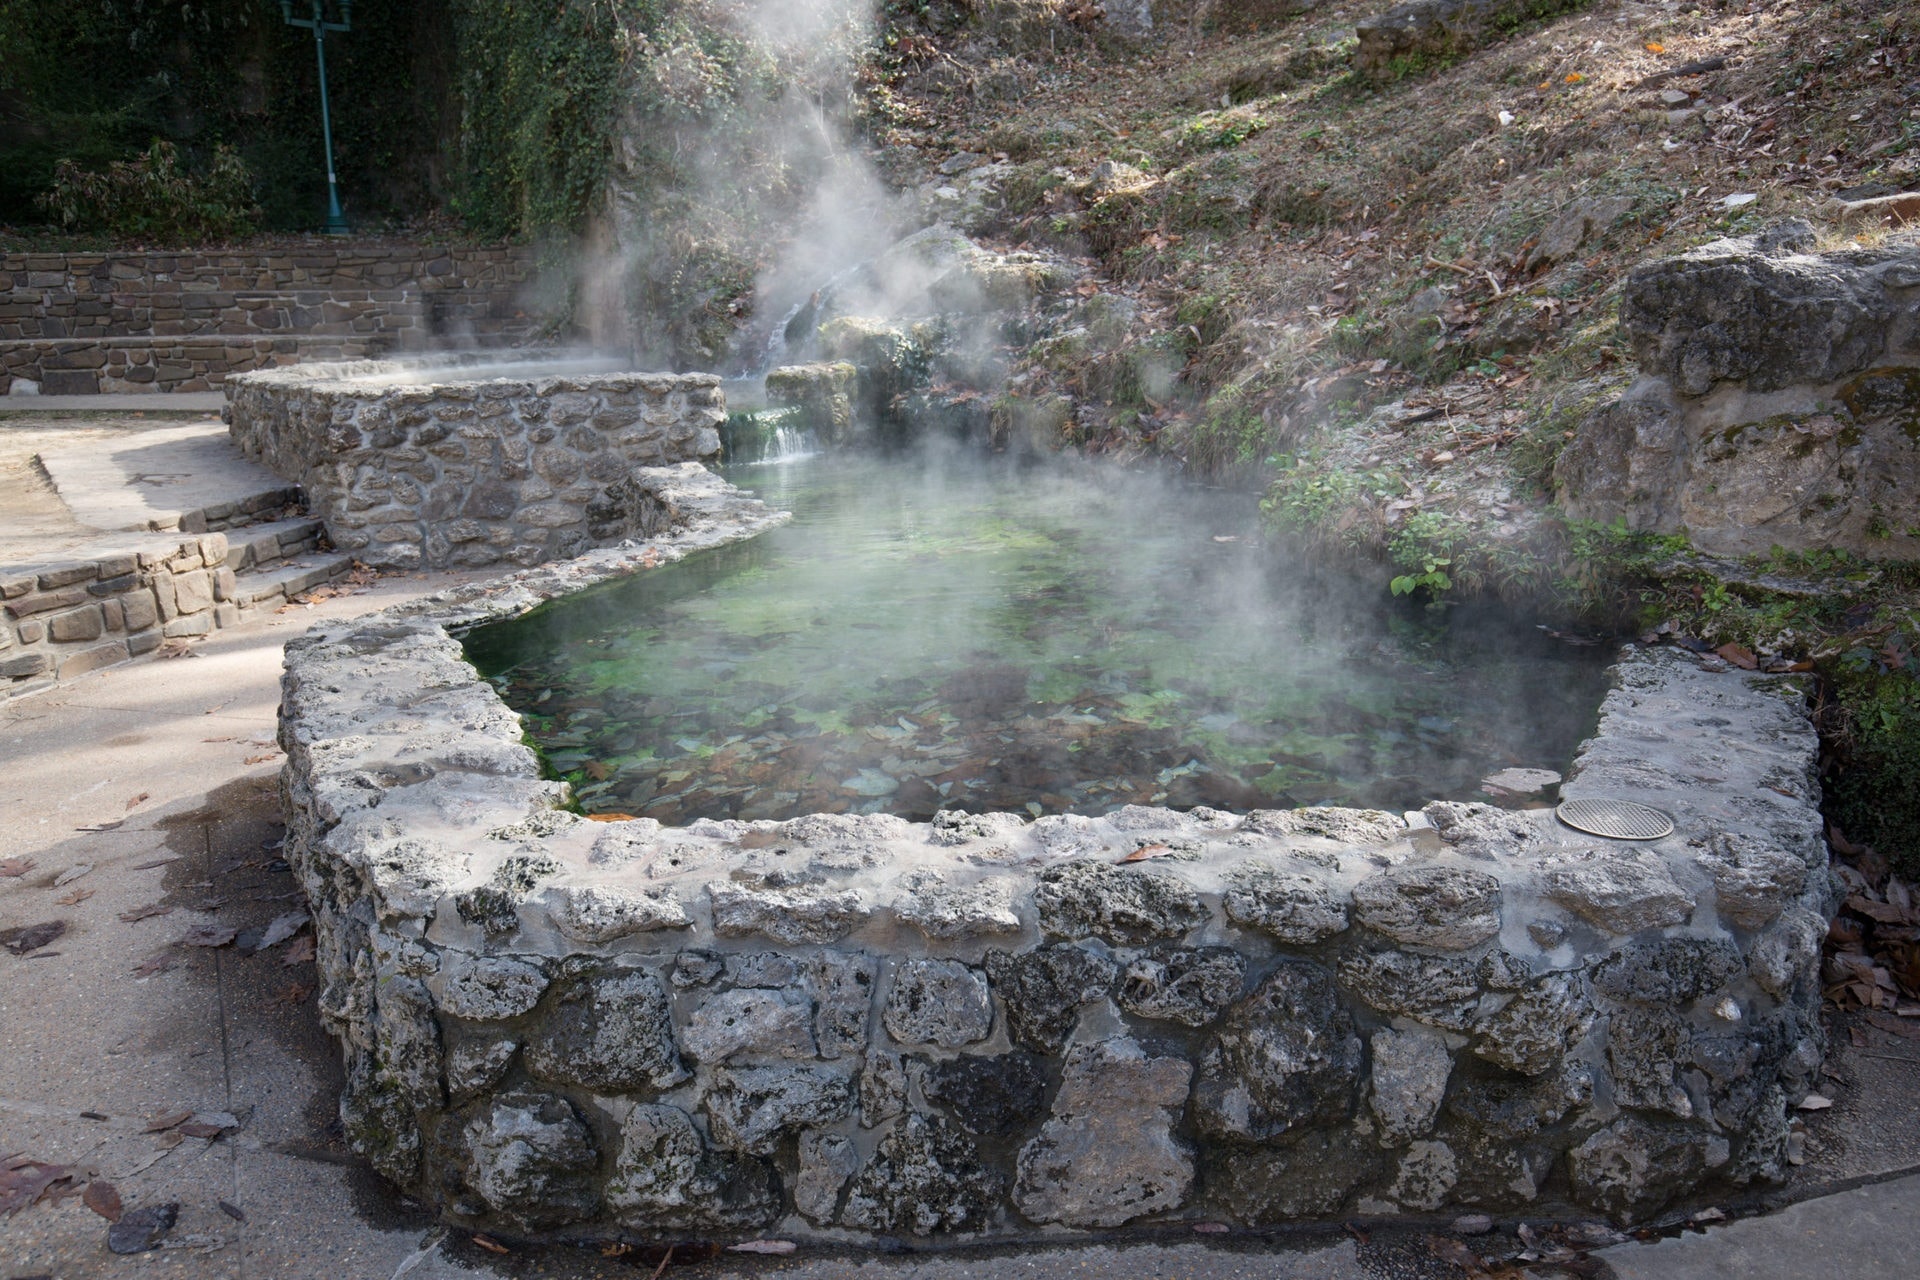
1830,667,1920,878
36,140,259,243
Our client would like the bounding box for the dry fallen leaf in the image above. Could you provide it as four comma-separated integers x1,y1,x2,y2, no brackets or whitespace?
257,911,308,951
1,921,66,955
270,981,314,1007
56,888,94,906
1119,842,1172,863
1715,642,1759,670
131,951,176,978
124,792,151,811
119,904,173,924
1645,41,1666,53
83,1179,123,1222
281,935,316,966
179,923,238,948
585,812,639,822
727,1240,798,1255
243,753,279,766
0,1159,71,1217
472,1234,511,1255
143,1110,192,1134
0,857,35,877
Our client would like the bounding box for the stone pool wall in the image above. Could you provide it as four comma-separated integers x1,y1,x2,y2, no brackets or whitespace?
225,361,726,570
277,482,1834,1241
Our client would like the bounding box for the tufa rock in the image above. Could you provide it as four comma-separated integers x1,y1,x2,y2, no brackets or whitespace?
923,1051,1051,1137
1201,1129,1383,1220
1700,832,1808,930
708,882,869,944
1472,974,1595,1076
437,952,550,1021
842,1114,1003,1235
1033,860,1208,944
1193,959,1363,1142
1350,864,1503,950
1542,847,1695,934
1608,1006,1694,1118
1015,1037,1195,1228
681,988,817,1063
1568,1116,1729,1223
704,1065,855,1156
795,1130,861,1225
523,968,686,1092
884,958,994,1048
1223,861,1350,943
462,1091,601,1229
1747,907,1826,998
606,1103,779,1230
1370,1027,1453,1146
1591,937,1745,1005
1339,948,1483,1031
1117,946,1247,1026
985,945,1119,1053
549,884,690,941
892,869,1023,939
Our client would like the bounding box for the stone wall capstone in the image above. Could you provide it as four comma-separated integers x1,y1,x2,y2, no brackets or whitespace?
225,360,727,570
276,488,1836,1242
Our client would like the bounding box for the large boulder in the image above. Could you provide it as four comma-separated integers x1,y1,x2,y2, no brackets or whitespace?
1557,223,1920,558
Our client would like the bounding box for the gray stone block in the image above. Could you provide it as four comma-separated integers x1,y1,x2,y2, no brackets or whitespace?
47,605,104,643
172,569,214,615
56,640,128,678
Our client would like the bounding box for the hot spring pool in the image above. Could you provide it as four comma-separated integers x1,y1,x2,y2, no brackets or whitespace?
463,450,1613,824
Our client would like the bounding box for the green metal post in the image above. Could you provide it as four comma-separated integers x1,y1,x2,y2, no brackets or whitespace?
279,1,354,236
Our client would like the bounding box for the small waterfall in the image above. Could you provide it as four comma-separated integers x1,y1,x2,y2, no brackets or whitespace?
720,406,817,465
755,257,875,376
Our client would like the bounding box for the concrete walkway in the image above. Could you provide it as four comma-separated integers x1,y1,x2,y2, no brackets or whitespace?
0,393,227,416
0,411,256,569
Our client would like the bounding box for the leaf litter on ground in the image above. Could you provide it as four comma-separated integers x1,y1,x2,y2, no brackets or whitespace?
179,923,238,948
1,921,66,955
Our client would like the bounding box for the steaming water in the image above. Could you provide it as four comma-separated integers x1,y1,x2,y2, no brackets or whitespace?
344,356,632,388
464,449,1613,825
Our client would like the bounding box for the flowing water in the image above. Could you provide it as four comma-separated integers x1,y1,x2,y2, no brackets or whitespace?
464,448,1614,825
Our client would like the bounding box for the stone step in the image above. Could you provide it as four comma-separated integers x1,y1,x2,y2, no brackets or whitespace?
221,517,327,573
174,484,307,536
229,552,355,608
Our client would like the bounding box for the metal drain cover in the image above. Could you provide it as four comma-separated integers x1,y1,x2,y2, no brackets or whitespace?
1555,797,1675,841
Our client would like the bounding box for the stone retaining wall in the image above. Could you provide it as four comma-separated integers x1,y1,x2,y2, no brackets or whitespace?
1,244,541,394
225,361,727,570
0,521,324,698
278,489,1834,1243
